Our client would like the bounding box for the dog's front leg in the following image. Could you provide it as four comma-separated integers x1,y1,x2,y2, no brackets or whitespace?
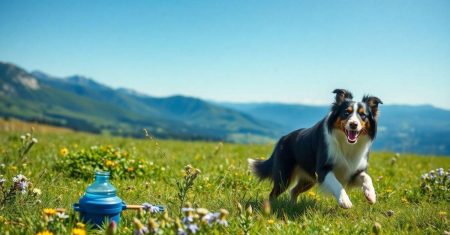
320,172,352,209
354,172,376,204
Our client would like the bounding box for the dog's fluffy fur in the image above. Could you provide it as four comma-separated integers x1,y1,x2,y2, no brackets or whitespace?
248,89,382,209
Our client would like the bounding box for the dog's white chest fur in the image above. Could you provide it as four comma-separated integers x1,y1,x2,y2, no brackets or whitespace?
325,129,372,185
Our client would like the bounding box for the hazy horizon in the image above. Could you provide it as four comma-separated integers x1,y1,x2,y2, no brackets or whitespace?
1,1,449,109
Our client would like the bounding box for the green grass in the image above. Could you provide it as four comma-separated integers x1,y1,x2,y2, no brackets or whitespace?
0,128,449,234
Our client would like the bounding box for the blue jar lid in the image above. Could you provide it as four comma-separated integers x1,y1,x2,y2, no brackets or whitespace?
77,194,125,214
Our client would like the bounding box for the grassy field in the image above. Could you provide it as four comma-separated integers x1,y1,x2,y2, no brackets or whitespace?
0,121,448,234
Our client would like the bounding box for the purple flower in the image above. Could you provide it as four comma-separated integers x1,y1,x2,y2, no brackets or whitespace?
142,203,162,213
17,181,29,194
177,228,187,235
182,216,193,224
187,224,199,234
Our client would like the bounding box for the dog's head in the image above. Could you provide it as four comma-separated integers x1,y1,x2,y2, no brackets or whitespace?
327,89,382,144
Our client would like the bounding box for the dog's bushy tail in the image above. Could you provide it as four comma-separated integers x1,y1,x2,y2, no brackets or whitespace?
248,156,273,180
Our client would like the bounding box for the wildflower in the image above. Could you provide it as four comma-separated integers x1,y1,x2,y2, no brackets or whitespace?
17,180,29,194
148,218,159,233
43,208,57,216
31,138,38,143
0,178,6,186
267,219,275,225
26,133,31,138
401,198,408,204
133,218,149,235
142,203,162,213
59,147,69,156
217,209,229,226
438,211,447,218
437,168,444,176
308,191,316,197
187,223,199,234
175,218,187,235
72,228,86,235
32,188,42,196
196,208,209,217
105,160,114,167
128,167,134,172
36,231,53,235
106,221,117,235
13,174,27,182
386,188,393,193
56,212,69,219
421,174,428,180
20,135,26,140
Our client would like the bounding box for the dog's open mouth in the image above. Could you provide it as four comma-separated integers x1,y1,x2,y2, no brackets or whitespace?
344,129,359,144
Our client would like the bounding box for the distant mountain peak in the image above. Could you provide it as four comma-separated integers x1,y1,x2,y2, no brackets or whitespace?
0,62,40,93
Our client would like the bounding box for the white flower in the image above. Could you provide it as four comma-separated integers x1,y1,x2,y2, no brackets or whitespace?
181,207,194,212
56,212,69,219
31,138,38,144
13,174,27,183
217,219,229,227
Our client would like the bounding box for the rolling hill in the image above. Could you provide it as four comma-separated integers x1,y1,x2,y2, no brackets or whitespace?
0,61,279,142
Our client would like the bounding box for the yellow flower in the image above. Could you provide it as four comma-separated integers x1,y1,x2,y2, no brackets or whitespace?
308,191,316,197
438,211,447,218
43,208,57,216
10,166,17,171
267,219,275,225
127,167,134,172
59,148,69,156
386,188,393,193
401,198,408,204
72,228,86,235
105,160,114,167
36,230,53,235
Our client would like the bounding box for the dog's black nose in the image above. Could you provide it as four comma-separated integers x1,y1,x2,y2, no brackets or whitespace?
349,122,358,130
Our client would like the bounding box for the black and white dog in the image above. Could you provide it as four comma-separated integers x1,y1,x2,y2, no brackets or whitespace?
248,89,382,209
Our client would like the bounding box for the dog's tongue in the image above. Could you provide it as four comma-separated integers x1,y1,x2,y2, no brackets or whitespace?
348,130,358,141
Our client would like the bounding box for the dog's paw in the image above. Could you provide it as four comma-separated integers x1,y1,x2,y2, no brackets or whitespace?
364,188,376,204
338,191,353,209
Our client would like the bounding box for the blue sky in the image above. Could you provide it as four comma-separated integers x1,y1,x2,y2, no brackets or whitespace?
1,1,449,109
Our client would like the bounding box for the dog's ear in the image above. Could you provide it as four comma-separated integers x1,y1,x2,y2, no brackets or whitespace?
362,95,383,118
332,89,353,105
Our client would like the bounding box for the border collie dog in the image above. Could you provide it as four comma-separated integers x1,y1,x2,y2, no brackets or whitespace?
248,89,382,209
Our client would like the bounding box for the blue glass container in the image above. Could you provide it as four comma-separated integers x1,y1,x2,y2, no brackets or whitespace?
73,171,126,227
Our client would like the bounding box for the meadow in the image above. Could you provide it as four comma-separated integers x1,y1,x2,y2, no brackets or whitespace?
0,120,448,234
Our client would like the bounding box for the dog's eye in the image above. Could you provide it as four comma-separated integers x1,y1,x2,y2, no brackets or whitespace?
360,114,366,120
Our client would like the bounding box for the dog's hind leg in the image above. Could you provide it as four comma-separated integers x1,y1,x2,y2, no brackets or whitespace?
290,180,315,203
269,163,295,201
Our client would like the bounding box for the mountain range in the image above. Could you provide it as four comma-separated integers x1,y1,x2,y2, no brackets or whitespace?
1,61,449,155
